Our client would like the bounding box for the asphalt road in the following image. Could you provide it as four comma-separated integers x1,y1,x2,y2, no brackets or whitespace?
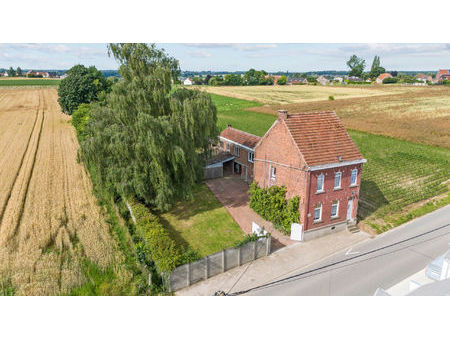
241,204,450,296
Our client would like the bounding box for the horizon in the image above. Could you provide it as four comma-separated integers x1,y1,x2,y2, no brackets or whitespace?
0,43,449,72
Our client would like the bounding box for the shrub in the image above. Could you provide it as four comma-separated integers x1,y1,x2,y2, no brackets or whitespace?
249,183,299,234
71,103,91,141
383,77,398,84
328,95,334,100
128,199,200,273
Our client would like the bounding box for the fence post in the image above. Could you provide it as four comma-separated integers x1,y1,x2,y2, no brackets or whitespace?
204,256,209,280
187,263,191,287
238,246,241,266
266,234,271,256
222,250,226,272
253,240,257,260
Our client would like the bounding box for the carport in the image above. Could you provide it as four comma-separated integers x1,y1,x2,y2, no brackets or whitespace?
204,150,235,180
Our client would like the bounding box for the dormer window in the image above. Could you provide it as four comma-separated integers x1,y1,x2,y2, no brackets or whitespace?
316,173,324,192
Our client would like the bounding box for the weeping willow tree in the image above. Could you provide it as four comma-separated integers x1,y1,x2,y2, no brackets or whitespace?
81,43,218,211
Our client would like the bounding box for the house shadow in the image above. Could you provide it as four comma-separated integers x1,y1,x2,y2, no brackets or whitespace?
358,179,388,221
156,214,192,250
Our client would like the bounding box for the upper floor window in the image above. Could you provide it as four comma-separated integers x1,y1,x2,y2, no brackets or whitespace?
314,203,322,222
350,169,358,186
226,142,230,151
219,141,224,149
271,166,276,179
316,173,324,192
248,151,254,163
334,172,342,189
234,145,240,157
331,200,339,218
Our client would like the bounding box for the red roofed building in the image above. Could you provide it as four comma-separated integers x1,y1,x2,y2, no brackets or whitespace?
253,110,366,240
435,69,450,82
376,73,393,84
218,126,261,182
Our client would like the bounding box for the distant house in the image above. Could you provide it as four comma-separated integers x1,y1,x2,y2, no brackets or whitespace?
183,78,193,86
3,71,8,77
346,76,362,82
333,76,343,83
317,75,330,85
47,72,59,78
36,71,49,78
376,73,393,84
60,73,68,79
288,77,308,85
435,69,450,83
266,75,283,85
415,73,432,83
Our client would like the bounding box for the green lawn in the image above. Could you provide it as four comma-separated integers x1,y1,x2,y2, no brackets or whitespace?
158,184,245,257
0,79,61,86
211,93,450,233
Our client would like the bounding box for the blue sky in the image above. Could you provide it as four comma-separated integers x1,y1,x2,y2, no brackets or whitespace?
0,43,449,71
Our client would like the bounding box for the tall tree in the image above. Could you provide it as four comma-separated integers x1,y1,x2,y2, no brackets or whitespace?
58,64,109,114
16,67,22,77
369,56,385,79
346,55,365,77
81,43,218,211
7,67,16,77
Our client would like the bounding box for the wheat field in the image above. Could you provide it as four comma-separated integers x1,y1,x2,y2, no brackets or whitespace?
0,88,130,295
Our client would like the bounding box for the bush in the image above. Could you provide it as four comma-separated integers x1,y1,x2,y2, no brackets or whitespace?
277,75,287,85
249,183,299,234
328,95,334,100
383,77,398,84
128,199,200,273
71,103,91,141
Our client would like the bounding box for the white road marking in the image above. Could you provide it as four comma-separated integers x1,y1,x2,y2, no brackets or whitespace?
345,247,360,255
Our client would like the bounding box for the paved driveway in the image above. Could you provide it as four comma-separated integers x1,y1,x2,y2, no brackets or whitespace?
205,176,295,251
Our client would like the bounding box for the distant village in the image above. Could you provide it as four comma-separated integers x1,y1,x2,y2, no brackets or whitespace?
0,69,67,79
181,68,450,86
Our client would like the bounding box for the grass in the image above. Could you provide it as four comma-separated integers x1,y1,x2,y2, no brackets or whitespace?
0,79,61,86
158,184,245,257
211,93,450,234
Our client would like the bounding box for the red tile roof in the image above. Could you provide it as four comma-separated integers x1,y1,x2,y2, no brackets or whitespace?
220,127,261,149
281,112,364,166
377,73,393,81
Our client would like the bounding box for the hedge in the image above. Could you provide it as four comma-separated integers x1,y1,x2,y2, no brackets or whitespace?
127,199,200,274
249,183,299,234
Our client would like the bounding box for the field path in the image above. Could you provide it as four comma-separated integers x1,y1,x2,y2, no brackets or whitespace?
0,88,128,295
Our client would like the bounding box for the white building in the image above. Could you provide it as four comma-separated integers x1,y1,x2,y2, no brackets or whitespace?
316,75,329,85
183,78,193,86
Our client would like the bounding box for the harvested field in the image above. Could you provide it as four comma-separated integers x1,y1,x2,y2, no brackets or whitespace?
0,88,130,295
197,84,411,105
248,86,450,149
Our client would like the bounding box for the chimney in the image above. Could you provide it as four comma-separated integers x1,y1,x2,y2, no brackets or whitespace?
277,110,288,120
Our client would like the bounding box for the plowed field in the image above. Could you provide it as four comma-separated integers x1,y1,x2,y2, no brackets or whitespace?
0,88,128,295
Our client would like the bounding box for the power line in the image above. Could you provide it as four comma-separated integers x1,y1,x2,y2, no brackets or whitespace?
227,223,450,296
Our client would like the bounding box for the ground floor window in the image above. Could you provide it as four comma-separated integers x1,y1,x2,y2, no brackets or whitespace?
331,200,339,218
313,204,322,222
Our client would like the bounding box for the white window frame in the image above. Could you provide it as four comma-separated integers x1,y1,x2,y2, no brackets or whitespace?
334,171,342,189
350,169,358,186
331,200,339,218
248,151,254,163
316,173,324,193
234,145,240,157
313,204,322,222
271,166,276,180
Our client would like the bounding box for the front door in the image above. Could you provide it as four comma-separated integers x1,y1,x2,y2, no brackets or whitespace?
347,198,353,220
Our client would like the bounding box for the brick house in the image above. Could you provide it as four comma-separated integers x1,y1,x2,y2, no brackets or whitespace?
435,69,450,82
376,73,393,84
218,126,261,182
253,110,366,240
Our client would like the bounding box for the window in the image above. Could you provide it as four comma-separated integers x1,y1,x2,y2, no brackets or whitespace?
219,141,224,149
226,142,230,151
331,201,339,218
248,151,254,163
271,166,276,179
350,169,358,186
314,204,322,222
316,173,324,192
334,172,342,189
234,145,240,157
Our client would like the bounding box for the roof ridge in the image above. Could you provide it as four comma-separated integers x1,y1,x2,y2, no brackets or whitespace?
227,126,261,139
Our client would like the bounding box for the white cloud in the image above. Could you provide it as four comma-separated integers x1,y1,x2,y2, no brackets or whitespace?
187,50,211,58
183,43,278,52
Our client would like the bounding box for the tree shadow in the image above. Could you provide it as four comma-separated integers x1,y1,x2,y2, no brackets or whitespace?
358,179,388,220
